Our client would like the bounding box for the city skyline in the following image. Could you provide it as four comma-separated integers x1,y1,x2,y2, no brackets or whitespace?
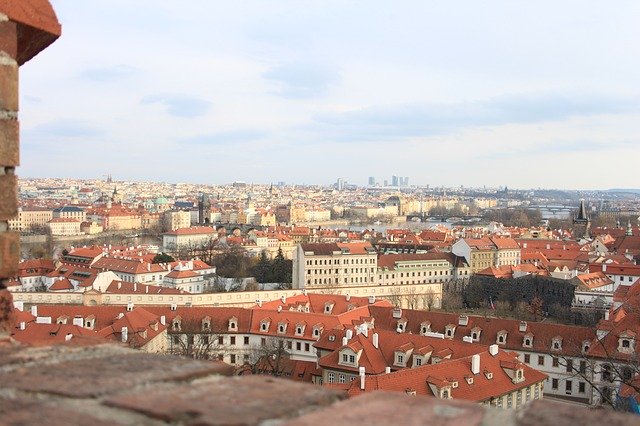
19,1,640,189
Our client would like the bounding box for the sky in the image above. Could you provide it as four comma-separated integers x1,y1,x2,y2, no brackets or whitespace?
18,1,640,189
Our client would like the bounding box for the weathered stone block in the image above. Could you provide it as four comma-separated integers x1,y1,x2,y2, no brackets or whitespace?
0,172,17,221
0,119,19,167
0,231,18,277
0,20,17,59
0,62,18,111
104,375,345,425
0,350,234,398
0,289,15,336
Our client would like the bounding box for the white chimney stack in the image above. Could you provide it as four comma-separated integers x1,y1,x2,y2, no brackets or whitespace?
73,317,83,327
346,293,351,301
604,310,610,321
65,334,73,342
281,295,286,304
30,305,38,317
471,354,480,374
277,306,282,313
342,337,348,346
458,315,468,326
368,295,376,304
346,329,353,340
160,315,166,325
359,366,366,390
134,283,137,292
385,367,391,374
121,326,128,342
19,321,25,330
256,299,262,307
373,333,379,349
489,344,499,356
519,321,527,332
13,301,24,311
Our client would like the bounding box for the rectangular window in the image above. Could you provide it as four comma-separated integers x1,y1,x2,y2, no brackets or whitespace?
305,343,310,351
328,372,335,383
537,355,544,366
261,337,266,346
230,354,236,364
296,342,302,351
244,336,250,345
565,380,572,392
566,359,573,373
552,357,559,367
579,361,586,374
579,382,585,393
230,336,236,346
524,354,530,364
552,379,558,390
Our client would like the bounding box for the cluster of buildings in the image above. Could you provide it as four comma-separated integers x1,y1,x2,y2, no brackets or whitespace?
10,283,640,409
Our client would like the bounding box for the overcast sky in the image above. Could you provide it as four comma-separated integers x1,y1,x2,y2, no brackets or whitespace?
19,1,640,189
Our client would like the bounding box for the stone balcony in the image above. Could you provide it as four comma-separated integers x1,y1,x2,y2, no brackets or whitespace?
0,343,636,426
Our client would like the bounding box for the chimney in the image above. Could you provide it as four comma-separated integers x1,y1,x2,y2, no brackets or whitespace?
602,263,607,272
519,321,527,332
134,283,137,292
373,333,379,349
256,299,262,307
121,327,128,342
30,305,38,317
458,315,468,326
392,308,402,319
160,315,166,325
471,354,480,374
277,306,282,313
147,263,151,271
359,367,366,390
385,367,391,374
36,317,52,324
546,244,550,250
127,301,134,311
65,334,73,342
342,337,348,346
346,293,351,301
13,301,24,311
118,282,121,290
19,322,25,330
489,344,499,356
146,286,149,294
72,317,83,327
604,310,610,321
368,295,376,304
281,295,286,304
301,289,307,295
346,329,353,340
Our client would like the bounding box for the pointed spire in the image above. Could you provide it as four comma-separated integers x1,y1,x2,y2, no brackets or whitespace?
577,200,588,221
626,219,633,236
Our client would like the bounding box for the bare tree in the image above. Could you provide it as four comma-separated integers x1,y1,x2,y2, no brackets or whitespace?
167,318,222,360
422,290,437,311
248,338,291,377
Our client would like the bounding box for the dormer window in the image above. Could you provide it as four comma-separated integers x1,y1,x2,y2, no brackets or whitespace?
484,371,493,380
278,322,287,334
440,388,451,399
523,333,533,348
445,324,456,338
328,335,335,341
202,319,211,331
471,327,481,342
451,380,459,388
465,376,473,385
295,323,305,336
395,352,406,366
420,322,431,335
515,369,524,383
497,331,507,345
172,318,181,331
551,337,562,351
260,320,270,332
324,302,334,314
227,316,237,331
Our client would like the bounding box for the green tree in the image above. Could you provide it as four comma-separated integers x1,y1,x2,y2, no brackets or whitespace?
252,251,271,283
270,248,292,284
152,253,175,263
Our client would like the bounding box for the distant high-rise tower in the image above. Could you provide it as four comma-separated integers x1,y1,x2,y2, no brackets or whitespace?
368,176,376,186
391,175,399,187
336,178,344,191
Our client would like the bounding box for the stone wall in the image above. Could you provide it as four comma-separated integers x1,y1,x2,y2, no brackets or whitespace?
0,344,636,426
